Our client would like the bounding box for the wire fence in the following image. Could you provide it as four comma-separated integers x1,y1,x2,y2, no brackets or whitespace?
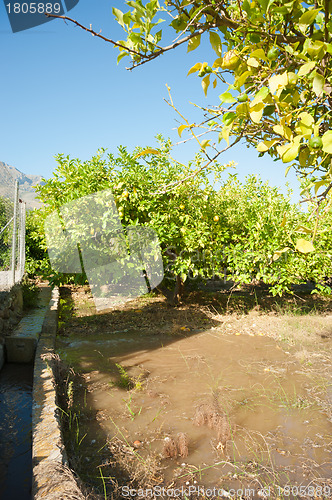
0,180,26,290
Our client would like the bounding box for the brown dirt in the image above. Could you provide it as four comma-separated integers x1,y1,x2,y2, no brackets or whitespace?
55,285,332,499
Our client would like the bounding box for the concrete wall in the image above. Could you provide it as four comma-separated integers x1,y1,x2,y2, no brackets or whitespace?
32,287,86,500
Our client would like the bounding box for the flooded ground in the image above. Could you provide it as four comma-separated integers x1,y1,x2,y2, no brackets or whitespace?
0,363,33,500
56,286,332,499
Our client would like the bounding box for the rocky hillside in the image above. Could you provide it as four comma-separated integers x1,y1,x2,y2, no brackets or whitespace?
0,161,43,209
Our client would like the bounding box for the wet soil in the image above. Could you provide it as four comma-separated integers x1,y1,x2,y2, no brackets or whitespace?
55,285,332,499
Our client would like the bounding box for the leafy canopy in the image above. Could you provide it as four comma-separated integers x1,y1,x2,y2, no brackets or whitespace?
27,139,332,296
111,0,332,203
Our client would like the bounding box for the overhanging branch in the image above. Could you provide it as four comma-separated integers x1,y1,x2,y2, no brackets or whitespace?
45,13,148,59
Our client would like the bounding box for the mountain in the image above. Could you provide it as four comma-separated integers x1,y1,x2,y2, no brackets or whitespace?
0,161,43,209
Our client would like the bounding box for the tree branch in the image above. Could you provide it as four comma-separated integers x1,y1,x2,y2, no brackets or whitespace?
45,13,149,59
125,25,211,69
154,132,244,195
300,181,332,204
325,0,330,42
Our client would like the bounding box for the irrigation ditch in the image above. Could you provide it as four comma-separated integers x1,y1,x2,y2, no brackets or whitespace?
0,283,86,500
0,281,331,500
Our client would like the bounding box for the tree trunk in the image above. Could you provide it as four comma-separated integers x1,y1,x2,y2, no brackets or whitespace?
156,274,184,306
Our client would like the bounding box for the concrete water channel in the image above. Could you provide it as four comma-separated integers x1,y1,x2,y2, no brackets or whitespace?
0,363,33,499
0,285,53,500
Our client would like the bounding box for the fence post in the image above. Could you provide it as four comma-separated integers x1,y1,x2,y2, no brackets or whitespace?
19,201,26,280
11,180,19,286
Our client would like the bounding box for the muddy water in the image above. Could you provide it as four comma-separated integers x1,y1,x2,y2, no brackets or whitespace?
0,363,33,500
58,329,332,488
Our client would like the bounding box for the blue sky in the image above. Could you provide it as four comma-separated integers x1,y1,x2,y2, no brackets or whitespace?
0,0,301,200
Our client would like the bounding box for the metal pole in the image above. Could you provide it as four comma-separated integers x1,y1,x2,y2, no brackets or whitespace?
11,180,19,286
19,201,26,280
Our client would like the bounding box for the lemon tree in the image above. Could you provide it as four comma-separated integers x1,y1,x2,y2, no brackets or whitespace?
29,137,232,301
27,138,331,299
210,175,332,296
107,0,332,205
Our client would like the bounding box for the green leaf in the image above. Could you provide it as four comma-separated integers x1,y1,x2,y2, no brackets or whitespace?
202,74,210,97
236,70,251,87
282,143,299,163
273,124,292,140
256,139,279,152
221,126,230,146
236,102,249,118
250,48,268,61
251,86,269,105
187,34,201,53
134,148,161,158
113,7,125,28
285,164,292,177
313,74,325,97
299,146,310,167
295,238,315,254
299,8,320,26
280,213,287,227
212,58,224,68
294,225,312,234
209,32,222,56
200,139,210,150
178,124,188,138
117,51,128,64
249,102,265,123
219,91,236,103
272,247,290,261
296,112,314,136
298,61,316,77
187,62,202,76
127,1,145,15
268,72,288,94
322,130,332,154
223,112,236,126
247,57,260,67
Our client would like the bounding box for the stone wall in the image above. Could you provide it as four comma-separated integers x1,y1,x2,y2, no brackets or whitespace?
0,284,23,335
0,284,23,370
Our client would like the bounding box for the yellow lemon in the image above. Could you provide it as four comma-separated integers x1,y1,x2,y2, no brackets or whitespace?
213,215,219,222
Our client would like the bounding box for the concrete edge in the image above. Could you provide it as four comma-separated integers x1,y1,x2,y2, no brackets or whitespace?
32,287,86,500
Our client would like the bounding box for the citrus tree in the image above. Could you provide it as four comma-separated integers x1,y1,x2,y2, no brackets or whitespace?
30,137,233,302
210,174,332,296
111,0,332,202
48,1,332,206
28,138,331,299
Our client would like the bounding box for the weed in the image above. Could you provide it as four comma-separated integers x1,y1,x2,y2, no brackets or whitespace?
111,363,145,392
272,377,312,411
115,363,134,389
122,394,142,420
21,275,40,309
98,467,107,500
152,407,164,422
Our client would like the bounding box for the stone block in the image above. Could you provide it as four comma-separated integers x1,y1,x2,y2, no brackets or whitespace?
0,344,4,371
5,336,37,363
